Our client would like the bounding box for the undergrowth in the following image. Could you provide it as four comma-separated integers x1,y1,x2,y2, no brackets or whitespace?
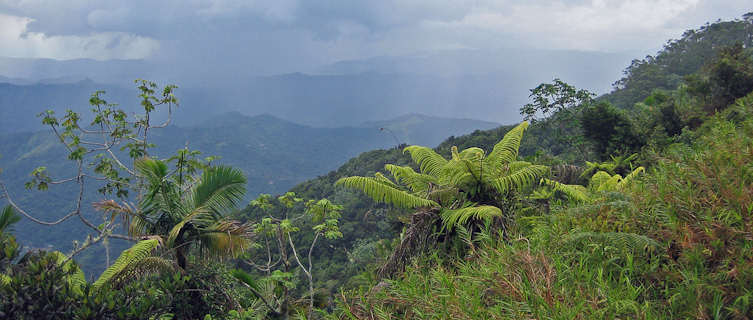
329,95,753,319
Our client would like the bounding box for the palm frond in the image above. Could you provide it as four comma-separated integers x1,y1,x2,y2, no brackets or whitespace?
127,213,153,238
93,239,161,289
403,146,448,176
491,164,548,194
485,121,529,168
336,176,438,209
199,219,254,258
441,205,502,231
134,157,169,186
166,209,206,248
0,206,20,236
190,165,246,215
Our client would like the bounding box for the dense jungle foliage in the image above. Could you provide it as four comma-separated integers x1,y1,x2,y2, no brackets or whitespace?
1,13,753,319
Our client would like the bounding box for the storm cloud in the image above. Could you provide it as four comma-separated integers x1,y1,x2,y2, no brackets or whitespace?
0,1,750,126
0,0,749,72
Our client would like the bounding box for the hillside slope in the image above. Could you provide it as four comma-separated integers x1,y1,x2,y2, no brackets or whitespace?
0,111,496,274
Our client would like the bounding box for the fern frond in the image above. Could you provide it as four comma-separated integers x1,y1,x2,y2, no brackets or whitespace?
597,174,622,192
616,166,645,190
541,178,590,202
443,158,479,190
458,147,485,161
580,161,616,179
427,186,460,205
108,256,176,288
455,224,475,250
0,274,10,286
93,239,161,289
491,165,548,194
373,172,401,189
485,121,529,168
441,205,502,231
589,171,612,191
384,164,436,193
508,161,533,172
50,251,86,296
403,146,448,176
336,176,438,209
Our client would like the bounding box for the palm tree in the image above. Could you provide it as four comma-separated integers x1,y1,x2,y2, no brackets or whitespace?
98,158,253,272
336,121,547,276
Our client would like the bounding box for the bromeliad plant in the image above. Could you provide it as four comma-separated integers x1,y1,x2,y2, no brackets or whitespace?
336,121,548,233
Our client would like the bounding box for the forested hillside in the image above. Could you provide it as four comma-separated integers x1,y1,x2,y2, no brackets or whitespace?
0,109,494,275
1,13,753,320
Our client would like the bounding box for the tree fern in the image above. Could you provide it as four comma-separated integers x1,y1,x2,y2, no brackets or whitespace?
93,239,162,289
338,121,546,235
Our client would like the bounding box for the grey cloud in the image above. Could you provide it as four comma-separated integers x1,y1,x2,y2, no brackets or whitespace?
0,0,751,74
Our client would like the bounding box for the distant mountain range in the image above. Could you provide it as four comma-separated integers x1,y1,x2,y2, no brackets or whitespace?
0,48,631,129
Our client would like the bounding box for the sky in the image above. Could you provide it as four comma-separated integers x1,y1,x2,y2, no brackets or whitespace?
0,0,750,75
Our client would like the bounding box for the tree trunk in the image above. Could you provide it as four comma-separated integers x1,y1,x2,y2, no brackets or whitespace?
176,246,187,270
377,209,440,279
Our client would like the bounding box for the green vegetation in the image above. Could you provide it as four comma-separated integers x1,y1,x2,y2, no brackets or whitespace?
1,13,753,320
